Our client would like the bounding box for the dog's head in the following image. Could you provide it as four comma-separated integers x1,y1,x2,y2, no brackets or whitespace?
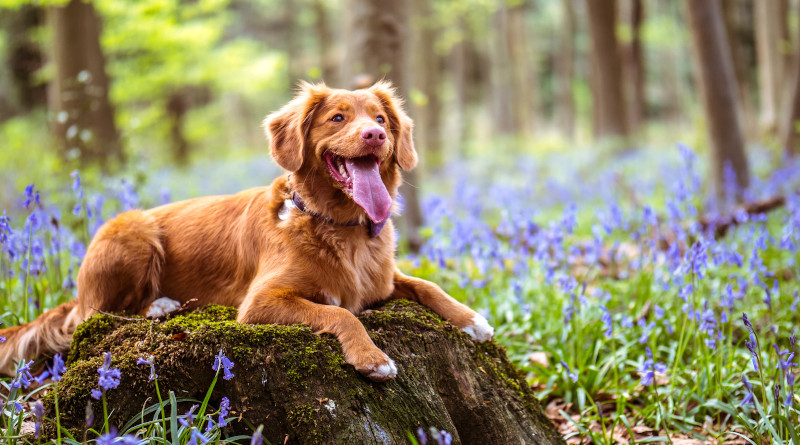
264,81,416,225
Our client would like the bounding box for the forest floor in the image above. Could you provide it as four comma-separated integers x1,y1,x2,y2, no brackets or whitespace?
2,141,799,443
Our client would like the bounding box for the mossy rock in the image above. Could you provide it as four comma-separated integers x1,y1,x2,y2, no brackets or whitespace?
45,300,564,444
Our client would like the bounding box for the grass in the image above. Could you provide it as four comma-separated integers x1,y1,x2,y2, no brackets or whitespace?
1,139,799,443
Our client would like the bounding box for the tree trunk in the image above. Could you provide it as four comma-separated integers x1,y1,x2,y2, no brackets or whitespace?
312,0,336,85
780,0,800,155
45,302,565,445
624,0,646,132
684,0,750,194
47,0,121,165
722,0,757,137
557,0,576,139
342,0,424,252
411,0,444,168
755,0,783,133
166,92,189,165
585,0,629,140
1,5,46,118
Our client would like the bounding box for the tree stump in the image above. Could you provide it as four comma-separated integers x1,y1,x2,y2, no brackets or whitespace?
45,300,564,444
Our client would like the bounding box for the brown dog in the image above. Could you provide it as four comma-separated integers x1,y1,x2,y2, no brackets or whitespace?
0,81,493,381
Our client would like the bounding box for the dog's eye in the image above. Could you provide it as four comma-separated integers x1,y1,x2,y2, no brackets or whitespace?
331,114,344,123
376,116,385,125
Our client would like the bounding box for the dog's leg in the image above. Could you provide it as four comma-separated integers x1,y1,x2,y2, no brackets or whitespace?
391,269,494,342
237,289,397,382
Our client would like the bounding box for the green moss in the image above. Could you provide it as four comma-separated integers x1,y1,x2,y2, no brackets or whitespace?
67,313,119,364
287,404,323,444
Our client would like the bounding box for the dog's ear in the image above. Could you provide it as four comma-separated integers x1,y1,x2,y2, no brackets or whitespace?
264,82,327,172
369,81,417,171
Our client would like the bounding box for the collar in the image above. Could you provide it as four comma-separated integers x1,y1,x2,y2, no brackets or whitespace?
287,191,388,238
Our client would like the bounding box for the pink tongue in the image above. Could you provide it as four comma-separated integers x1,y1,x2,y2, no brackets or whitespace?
345,157,392,224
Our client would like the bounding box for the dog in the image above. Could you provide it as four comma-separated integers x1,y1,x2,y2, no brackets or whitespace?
0,81,493,381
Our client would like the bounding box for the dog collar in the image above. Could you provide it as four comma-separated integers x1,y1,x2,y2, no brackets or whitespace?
287,192,387,238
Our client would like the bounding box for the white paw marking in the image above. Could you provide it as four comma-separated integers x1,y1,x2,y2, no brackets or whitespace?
146,297,182,318
367,357,397,381
461,313,494,343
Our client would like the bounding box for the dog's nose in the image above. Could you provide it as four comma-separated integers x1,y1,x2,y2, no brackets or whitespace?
361,127,386,147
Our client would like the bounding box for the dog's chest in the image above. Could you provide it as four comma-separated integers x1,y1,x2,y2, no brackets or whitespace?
317,237,393,312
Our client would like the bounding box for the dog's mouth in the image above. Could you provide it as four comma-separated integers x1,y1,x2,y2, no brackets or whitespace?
324,152,392,224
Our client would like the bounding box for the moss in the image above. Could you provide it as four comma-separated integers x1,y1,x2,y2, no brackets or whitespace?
66,313,119,364
287,404,323,444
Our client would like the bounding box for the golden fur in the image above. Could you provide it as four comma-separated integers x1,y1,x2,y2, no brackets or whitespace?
0,82,493,381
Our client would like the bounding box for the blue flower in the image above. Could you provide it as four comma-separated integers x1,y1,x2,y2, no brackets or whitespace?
50,353,66,382
218,397,230,427
250,425,264,445
212,349,235,380
180,404,198,429
188,428,209,445
32,401,44,438
91,352,121,399
136,356,157,381
599,305,612,338
12,359,33,389
741,374,754,405
560,361,578,382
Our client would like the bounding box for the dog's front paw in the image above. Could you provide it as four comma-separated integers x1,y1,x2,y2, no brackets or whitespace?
349,348,397,382
461,312,494,343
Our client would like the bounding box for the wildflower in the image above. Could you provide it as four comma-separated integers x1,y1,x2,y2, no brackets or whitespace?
91,389,103,400
136,356,158,381
212,349,235,380
639,348,666,387
600,305,612,338
251,425,264,445
189,428,210,445
787,373,796,407
12,359,34,389
32,401,44,438
96,428,138,445
180,404,198,428
654,305,664,320
218,397,230,427
416,427,428,445
560,361,578,382
621,316,633,328
741,374,754,405
50,353,66,382
97,352,121,392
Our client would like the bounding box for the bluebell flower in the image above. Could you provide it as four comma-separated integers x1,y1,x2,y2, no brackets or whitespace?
212,349,235,380
32,401,44,438
416,427,428,445
97,352,121,391
218,397,230,427
91,388,103,400
251,425,264,445
188,428,209,445
136,356,157,381
741,374,754,405
51,353,66,382
560,361,578,382
599,305,612,338
180,404,198,428
12,359,34,389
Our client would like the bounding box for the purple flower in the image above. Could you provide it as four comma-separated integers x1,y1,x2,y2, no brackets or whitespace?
416,427,428,445
189,428,209,445
93,352,121,398
218,397,230,427
32,401,44,438
560,360,578,382
741,374,754,405
250,425,264,445
136,356,157,381
50,353,66,382
12,359,33,389
212,349,235,380
180,404,198,428
600,305,613,338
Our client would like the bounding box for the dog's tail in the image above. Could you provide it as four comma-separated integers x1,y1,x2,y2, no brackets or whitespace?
0,300,82,375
